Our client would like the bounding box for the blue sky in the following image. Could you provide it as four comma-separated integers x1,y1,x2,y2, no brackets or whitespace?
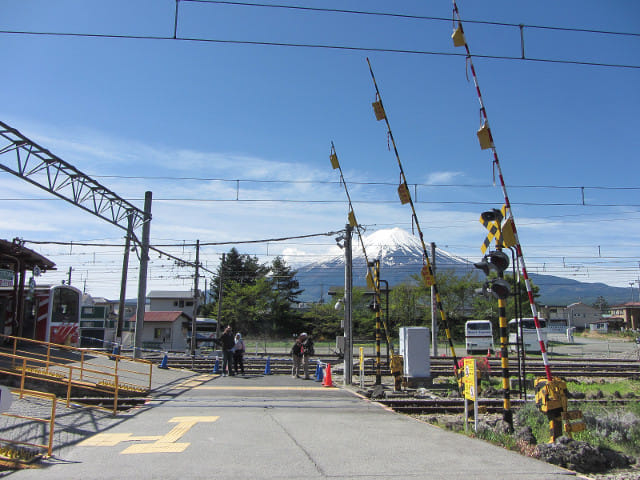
1,0,639,300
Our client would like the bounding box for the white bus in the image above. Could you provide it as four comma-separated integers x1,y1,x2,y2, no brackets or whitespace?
509,318,548,353
465,320,494,355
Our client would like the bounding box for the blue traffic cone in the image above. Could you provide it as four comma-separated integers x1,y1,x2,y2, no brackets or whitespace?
158,353,169,369
212,357,220,374
314,361,323,382
109,344,120,361
264,356,272,375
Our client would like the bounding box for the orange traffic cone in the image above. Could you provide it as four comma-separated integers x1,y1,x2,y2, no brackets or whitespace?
322,363,334,387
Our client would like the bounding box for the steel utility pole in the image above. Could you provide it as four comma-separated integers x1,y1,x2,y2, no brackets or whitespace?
216,253,225,340
191,240,200,357
344,224,353,385
431,242,438,357
133,191,152,359
116,212,134,344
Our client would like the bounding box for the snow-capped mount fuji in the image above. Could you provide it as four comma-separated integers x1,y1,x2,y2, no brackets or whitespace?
295,228,474,302
294,227,634,305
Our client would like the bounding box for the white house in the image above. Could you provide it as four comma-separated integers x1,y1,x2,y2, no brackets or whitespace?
133,311,191,352
566,302,602,330
148,290,199,316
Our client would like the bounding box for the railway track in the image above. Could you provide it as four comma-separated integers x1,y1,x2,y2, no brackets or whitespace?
147,354,639,379
376,398,636,415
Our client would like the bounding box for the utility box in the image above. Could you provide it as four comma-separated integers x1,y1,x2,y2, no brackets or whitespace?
399,327,431,387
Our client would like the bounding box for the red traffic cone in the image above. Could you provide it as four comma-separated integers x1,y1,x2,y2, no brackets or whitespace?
322,363,334,387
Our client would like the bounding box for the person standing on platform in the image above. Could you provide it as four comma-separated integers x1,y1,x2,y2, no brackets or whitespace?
232,332,245,376
291,336,303,378
215,325,235,376
300,333,314,380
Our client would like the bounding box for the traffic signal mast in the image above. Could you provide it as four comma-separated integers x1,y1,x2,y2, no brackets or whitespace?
474,209,513,430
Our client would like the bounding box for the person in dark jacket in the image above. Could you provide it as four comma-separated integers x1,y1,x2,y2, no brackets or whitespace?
300,333,314,380
215,325,235,376
291,336,303,378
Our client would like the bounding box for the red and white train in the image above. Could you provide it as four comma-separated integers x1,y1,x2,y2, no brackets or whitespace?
1,284,82,346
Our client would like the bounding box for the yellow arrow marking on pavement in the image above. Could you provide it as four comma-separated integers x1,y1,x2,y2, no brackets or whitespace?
80,416,219,454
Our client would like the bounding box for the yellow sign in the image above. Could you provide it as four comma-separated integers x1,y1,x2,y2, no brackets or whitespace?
463,358,477,401
421,265,435,287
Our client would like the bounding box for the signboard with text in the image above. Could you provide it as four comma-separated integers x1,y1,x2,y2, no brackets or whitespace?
0,269,14,288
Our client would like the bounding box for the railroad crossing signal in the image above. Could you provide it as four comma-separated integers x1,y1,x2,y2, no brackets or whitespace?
479,205,516,254
474,251,511,300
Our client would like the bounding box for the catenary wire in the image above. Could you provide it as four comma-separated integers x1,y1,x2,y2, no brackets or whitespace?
0,30,638,69
184,0,640,37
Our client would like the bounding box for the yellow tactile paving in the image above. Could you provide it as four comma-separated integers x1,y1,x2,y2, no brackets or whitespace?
79,416,219,454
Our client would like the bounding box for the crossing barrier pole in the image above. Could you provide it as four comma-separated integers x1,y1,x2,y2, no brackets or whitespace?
366,58,460,382
452,0,551,380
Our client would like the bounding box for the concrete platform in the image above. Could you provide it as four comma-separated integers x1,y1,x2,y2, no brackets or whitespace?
8,370,585,480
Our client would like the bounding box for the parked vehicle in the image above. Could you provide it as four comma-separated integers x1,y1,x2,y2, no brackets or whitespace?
465,320,494,355
509,317,548,353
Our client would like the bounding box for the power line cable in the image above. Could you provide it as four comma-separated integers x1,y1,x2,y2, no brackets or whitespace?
0,29,638,69
184,0,640,38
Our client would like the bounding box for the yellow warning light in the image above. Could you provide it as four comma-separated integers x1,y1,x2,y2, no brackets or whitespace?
452,25,466,47
372,101,386,121
421,265,435,286
397,183,411,205
477,123,494,150
348,210,357,228
330,153,340,170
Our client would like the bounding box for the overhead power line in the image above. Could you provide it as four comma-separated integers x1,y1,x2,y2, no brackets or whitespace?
0,29,638,69
84,174,640,192
4,197,640,208
184,0,640,38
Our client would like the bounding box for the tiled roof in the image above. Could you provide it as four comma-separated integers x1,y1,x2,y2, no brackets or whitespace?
128,311,191,323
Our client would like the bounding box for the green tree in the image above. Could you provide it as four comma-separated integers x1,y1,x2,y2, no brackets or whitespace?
203,248,271,328
388,282,427,331
218,278,273,336
268,256,304,335
209,248,269,301
414,270,480,339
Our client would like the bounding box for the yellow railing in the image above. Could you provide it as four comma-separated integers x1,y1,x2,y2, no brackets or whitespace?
0,388,56,458
0,335,153,415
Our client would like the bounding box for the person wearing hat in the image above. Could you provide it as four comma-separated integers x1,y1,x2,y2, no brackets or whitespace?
214,325,235,376
232,332,245,376
300,333,314,380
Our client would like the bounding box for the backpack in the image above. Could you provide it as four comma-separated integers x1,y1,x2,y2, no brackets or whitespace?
302,340,314,355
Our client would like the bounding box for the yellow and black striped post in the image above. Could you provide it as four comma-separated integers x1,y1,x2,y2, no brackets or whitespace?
497,286,513,429
373,259,382,385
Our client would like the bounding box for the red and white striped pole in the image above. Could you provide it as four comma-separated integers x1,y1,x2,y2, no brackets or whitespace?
452,1,552,380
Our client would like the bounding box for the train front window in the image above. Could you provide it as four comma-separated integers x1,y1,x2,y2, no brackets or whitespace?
51,288,79,323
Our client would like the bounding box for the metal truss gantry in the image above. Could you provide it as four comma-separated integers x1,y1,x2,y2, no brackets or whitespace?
0,120,147,232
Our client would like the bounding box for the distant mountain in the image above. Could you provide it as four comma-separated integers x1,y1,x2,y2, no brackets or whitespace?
296,227,474,302
295,228,631,307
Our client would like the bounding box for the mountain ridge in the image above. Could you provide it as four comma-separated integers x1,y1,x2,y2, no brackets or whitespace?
294,228,631,306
